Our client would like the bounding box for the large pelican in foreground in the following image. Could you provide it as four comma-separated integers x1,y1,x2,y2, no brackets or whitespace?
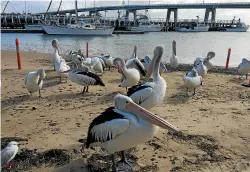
126,46,147,77
127,45,166,110
238,58,250,79
170,40,179,69
113,57,140,91
184,68,202,95
86,94,179,172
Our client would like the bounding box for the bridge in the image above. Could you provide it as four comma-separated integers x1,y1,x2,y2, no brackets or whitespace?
37,2,250,15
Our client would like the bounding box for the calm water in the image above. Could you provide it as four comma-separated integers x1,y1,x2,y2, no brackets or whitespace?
2,31,250,66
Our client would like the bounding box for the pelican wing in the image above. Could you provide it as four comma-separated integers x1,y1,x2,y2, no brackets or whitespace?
1,147,16,164
75,71,105,86
86,107,129,148
24,74,28,85
135,59,146,76
127,82,154,105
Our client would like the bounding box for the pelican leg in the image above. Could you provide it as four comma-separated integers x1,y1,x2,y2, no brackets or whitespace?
246,74,248,80
117,151,133,170
54,65,55,71
109,67,111,71
86,86,89,92
7,162,11,172
186,88,189,96
82,87,86,94
126,87,127,92
60,77,62,83
193,88,196,96
111,154,117,172
66,77,68,83
39,89,41,97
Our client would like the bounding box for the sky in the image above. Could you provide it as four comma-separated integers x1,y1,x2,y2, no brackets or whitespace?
1,0,250,24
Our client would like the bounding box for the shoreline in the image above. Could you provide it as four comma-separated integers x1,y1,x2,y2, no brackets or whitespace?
1,50,239,75
1,49,250,172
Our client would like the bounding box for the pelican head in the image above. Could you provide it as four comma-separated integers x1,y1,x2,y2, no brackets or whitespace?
144,45,164,81
113,57,126,76
114,94,179,132
52,39,59,51
37,69,46,79
7,141,18,147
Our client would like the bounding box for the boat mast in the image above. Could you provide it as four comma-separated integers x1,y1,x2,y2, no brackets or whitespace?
75,0,78,23
46,0,53,14
2,1,9,13
57,0,62,14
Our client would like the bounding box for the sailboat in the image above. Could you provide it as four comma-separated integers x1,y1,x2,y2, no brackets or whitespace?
41,0,114,36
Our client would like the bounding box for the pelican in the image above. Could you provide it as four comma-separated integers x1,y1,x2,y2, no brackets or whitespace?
50,39,63,71
194,52,216,71
113,57,140,91
68,67,105,94
126,45,166,110
82,57,104,73
101,54,115,70
194,59,207,79
24,69,46,97
1,141,19,171
140,55,167,75
86,94,179,172
126,46,147,77
238,58,250,79
170,40,179,69
55,58,71,83
184,68,203,95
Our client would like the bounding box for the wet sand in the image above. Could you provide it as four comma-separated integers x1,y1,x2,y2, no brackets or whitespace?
1,50,250,172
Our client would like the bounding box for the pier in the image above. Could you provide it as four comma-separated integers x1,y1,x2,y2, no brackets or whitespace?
1,2,250,32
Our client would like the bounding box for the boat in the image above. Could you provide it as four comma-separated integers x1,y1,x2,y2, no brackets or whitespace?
175,24,209,32
131,19,162,32
175,16,209,32
24,24,44,31
41,20,114,36
219,22,249,32
41,0,114,36
130,11,162,32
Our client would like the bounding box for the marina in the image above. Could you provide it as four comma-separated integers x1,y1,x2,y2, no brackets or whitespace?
1,1,250,172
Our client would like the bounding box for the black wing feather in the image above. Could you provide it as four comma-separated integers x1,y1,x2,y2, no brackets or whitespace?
127,84,152,97
76,71,105,86
86,107,125,148
135,61,146,76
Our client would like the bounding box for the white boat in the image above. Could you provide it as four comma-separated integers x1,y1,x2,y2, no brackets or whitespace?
176,16,209,32
131,19,162,32
175,24,209,32
41,23,114,36
130,12,162,32
24,24,44,31
220,22,249,32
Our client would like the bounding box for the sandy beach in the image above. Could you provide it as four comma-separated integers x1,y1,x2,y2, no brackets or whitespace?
1,50,250,172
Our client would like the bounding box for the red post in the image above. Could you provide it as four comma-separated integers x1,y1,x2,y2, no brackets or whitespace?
15,38,22,70
225,48,231,70
86,41,89,58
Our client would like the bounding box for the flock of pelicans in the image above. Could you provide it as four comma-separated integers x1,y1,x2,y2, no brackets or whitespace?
1,39,250,172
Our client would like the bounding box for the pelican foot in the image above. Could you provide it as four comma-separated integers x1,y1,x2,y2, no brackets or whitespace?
117,159,134,171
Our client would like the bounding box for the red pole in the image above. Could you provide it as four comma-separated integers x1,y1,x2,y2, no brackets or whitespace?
15,38,22,70
86,41,89,58
225,48,231,70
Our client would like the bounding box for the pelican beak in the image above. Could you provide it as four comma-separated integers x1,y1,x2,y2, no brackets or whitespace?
125,102,179,132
